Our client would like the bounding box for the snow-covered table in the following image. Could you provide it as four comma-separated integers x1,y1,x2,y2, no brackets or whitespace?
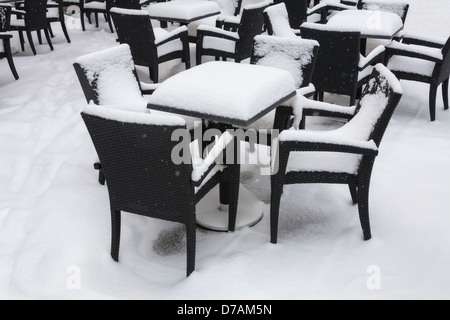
147,61,297,231
146,0,221,28
326,9,404,54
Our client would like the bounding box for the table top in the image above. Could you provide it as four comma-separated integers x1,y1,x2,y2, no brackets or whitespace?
326,9,404,39
147,61,297,127
146,0,221,24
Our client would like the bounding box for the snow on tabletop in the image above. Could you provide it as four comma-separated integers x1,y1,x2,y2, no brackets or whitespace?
264,3,297,38
253,35,318,89
109,7,150,16
83,102,186,127
146,0,220,20
75,44,148,110
326,9,403,37
147,61,296,122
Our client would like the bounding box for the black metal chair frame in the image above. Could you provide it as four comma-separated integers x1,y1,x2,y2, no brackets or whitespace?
84,0,114,33
47,0,71,43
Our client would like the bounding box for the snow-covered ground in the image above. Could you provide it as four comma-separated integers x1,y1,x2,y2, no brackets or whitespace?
0,0,449,299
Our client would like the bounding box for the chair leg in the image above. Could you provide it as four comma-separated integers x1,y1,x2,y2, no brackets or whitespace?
48,23,55,38
95,13,99,28
37,30,43,44
429,84,438,121
185,219,196,277
269,151,289,244
227,164,240,232
349,185,358,205
443,79,449,110
150,67,159,83
4,40,19,80
60,20,71,43
107,14,114,33
18,31,25,52
110,210,121,262
26,30,37,55
357,183,372,241
43,29,54,51
80,10,86,31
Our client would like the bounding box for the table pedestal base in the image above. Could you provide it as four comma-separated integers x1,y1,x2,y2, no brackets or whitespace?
196,185,265,231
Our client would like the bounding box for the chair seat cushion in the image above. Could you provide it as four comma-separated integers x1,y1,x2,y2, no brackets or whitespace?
84,1,106,10
286,150,362,175
46,7,59,19
387,55,435,78
10,20,25,28
153,27,184,56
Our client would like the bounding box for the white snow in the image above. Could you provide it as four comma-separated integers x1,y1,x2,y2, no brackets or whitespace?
264,3,297,38
1,0,450,300
146,0,221,21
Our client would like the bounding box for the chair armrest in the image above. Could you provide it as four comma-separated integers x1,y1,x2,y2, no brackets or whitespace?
0,32,13,39
278,130,379,156
296,84,316,98
155,26,188,46
197,25,240,41
386,41,443,63
401,34,446,49
140,82,160,95
359,45,385,70
11,9,26,15
191,131,234,185
307,2,355,16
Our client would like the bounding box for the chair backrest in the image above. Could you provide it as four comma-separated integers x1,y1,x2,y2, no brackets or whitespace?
251,35,319,89
73,44,147,109
81,104,194,216
436,36,450,84
110,8,157,68
360,1,409,23
337,64,402,147
0,4,11,32
300,22,361,97
236,1,271,60
112,0,141,10
273,0,308,29
263,3,296,37
24,0,49,30
214,0,243,16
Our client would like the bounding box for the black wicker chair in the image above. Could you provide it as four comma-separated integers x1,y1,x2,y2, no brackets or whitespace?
84,0,114,33
0,4,19,80
215,0,243,28
270,64,402,243
239,34,319,147
110,8,190,83
81,103,239,277
196,1,271,64
47,0,71,43
264,2,300,37
300,22,385,106
10,0,53,55
74,44,157,184
273,0,308,30
385,35,450,121
112,0,141,10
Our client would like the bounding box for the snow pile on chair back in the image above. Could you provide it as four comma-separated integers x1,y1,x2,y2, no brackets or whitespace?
264,3,296,38
75,44,148,111
214,0,240,16
253,35,318,88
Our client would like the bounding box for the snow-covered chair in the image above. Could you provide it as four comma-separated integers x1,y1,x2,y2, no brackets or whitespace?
300,22,386,106
385,35,450,121
62,0,86,31
272,0,308,30
270,64,402,243
83,0,115,33
196,1,271,64
46,0,71,43
240,35,319,146
81,103,238,277
110,7,190,83
264,2,300,37
0,4,19,80
215,0,243,28
359,1,409,24
10,0,54,55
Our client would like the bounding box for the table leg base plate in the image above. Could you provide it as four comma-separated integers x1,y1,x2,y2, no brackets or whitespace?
196,185,266,231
